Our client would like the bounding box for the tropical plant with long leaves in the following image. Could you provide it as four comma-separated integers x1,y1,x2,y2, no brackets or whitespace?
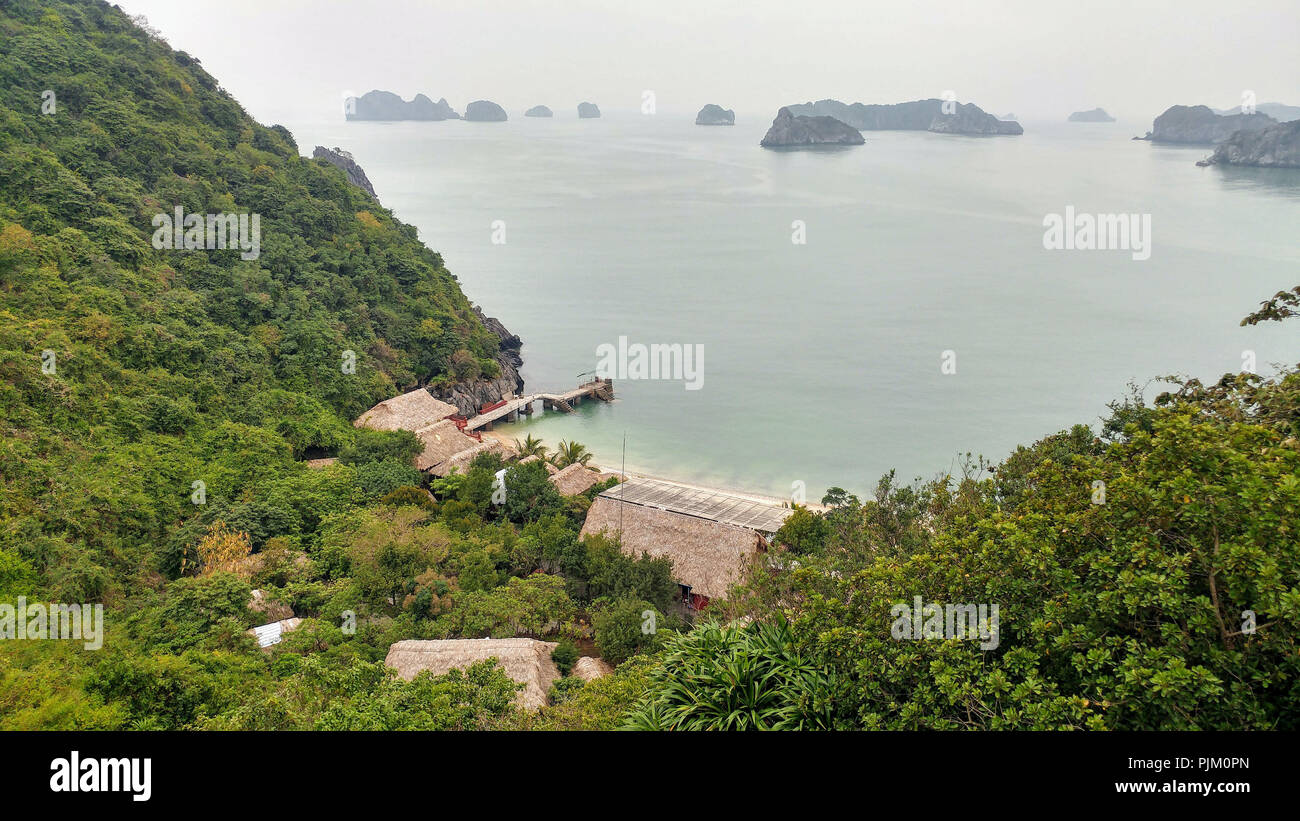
550,439,593,468
513,434,547,459
622,619,841,730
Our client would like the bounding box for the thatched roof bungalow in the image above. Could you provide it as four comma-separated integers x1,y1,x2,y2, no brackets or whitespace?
430,438,519,477
354,388,458,432
414,420,482,472
571,656,614,682
549,463,603,496
519,455,559,475
385,638,560,710
580,495,764,603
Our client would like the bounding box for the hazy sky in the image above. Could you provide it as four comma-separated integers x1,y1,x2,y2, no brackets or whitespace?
116,0,1299,125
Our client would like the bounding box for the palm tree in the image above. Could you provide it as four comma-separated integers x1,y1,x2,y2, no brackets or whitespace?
550,439,593,467
513,434,546,459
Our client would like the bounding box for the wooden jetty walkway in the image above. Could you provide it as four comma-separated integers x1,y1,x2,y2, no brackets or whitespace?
463,378,614,431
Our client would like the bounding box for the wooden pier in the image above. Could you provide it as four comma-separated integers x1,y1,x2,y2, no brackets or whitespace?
463,378,614,431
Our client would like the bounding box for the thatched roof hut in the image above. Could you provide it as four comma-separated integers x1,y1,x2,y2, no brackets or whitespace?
580,496,764,600
355,388,458,432
571,656,614,682
385,638,560,710
549,463,602,496
414,420,481,471
248,617,302,649
430,438,519,477
519,454,559,475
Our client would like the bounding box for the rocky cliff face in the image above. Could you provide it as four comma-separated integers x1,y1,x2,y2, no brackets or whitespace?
696,104,735,125
760,107,865,147
437,307,525,416
525,105,553,117
1139,105,1276,144
346,90,459,121
312,146,376,197
1069,107,1115,122
577,102,601,119
465,100,508,122
785,99,1022,135
1198,119,1300,168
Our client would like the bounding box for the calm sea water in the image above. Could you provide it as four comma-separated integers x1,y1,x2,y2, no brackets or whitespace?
281,109,1300,499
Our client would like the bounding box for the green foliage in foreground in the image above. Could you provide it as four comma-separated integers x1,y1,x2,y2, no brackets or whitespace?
625,620,837,730
640,367,1300,729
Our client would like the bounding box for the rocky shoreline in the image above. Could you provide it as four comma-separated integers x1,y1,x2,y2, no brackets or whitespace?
312,146,376,196
1197,119,1300,168
438,307,526,416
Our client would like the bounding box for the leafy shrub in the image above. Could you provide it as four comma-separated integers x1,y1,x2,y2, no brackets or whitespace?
551,640,579,675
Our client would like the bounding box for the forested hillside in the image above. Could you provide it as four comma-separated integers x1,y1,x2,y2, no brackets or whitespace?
0,0,653,728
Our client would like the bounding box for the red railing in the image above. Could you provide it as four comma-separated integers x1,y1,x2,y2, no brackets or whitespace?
478,399,508,415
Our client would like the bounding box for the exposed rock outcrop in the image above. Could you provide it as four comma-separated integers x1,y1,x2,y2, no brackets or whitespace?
1197,119,1300,168
1069,107,1115,122
524,105,553,117
248,589,294,622
312,146,376,197
465,100,508,122
785,98,1022,135
345,90,459,121
436,307,525,416
1137,105,1276,144
577,102,601,119
760,106,864,148
695,104,735,125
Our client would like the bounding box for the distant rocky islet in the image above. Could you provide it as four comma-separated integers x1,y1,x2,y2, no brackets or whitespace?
464,100,508,122
1136,104,1275,144
1068,107,1115,122
341,89,1299,170
345,90,459,121
760,106,864,147
784,98,1023,135
696,104,735,125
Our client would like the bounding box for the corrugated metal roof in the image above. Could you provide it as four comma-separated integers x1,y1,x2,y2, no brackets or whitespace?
599,477,792,533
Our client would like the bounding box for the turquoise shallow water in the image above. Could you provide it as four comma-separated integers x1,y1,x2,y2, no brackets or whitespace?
284,110,1300,499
